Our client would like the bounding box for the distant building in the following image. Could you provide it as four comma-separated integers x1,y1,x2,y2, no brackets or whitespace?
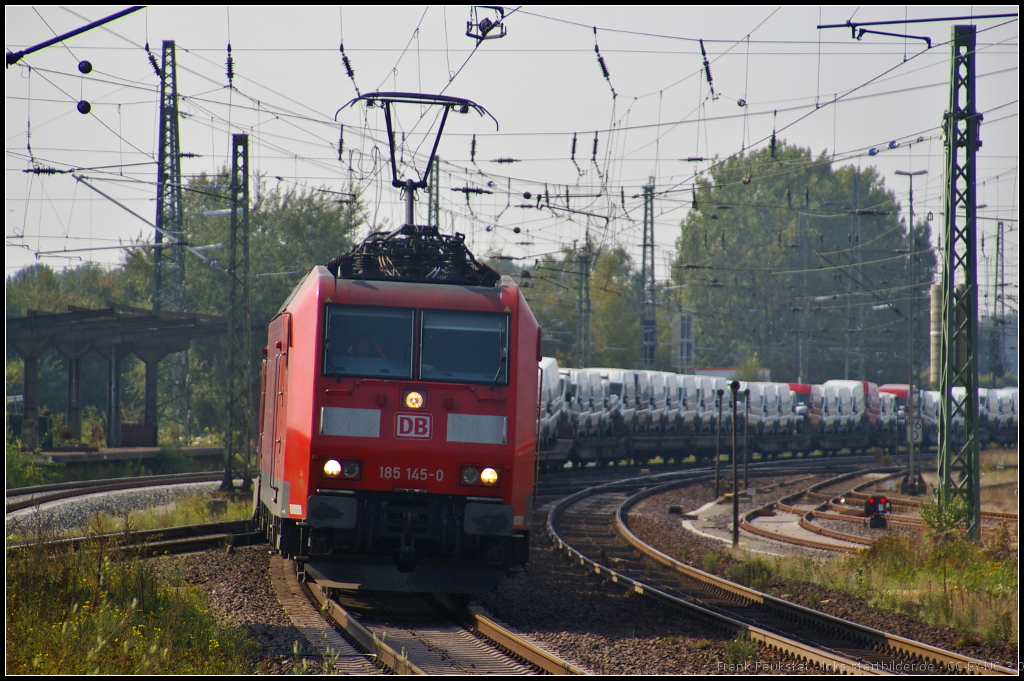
693,367,771,381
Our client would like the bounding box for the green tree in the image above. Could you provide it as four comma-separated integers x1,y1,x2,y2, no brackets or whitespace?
5,173,365,444
672,141,935,382
518,244,645,368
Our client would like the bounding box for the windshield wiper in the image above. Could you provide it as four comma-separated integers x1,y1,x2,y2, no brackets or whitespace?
325,341,342,382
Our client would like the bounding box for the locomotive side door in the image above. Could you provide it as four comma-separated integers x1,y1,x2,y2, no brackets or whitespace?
263,313,291,505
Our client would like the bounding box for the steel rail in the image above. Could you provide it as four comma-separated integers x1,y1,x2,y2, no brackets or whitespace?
433,595,587,675
305,581,425,675
614,474,1017,675
7,519,263,555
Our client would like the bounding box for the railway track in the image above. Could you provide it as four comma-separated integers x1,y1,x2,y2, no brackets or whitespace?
548,470,1016,675
306,582,586,674
6,471,238,513
749,473,1018,553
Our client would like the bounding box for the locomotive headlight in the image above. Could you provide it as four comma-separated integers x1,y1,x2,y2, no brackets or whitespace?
480,467,499,486
461,467,479,485
343,461,361,479
323,459,342,477
404,390,426,409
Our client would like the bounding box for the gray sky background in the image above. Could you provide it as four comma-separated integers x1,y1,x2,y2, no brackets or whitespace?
5,6,1018,316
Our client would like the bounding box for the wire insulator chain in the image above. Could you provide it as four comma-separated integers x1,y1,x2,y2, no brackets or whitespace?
144,42,161,77
593,27,617,98
470,134,477,164
700,39,718,100
339,43,361,96
226,43,235,85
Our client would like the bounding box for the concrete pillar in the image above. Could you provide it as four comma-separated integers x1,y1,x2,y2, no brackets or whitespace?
134,346,171,432
56,342,92,441
22,354,39,451
67,356,82,439
145,359,159,426
99,345,124,448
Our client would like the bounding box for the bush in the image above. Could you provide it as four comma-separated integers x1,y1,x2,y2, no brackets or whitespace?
151,447,197,475
920,493,969,532
6,439,62,488
728,556,773,591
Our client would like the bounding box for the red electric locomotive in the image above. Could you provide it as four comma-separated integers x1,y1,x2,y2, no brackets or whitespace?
255,237,539,591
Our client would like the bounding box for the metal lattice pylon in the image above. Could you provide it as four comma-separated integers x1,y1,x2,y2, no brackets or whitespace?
223,134,252,490
640,181,656,369
937,25,982,538
153,39,189,438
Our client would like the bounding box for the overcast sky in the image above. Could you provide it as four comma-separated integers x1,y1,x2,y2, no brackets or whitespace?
5,5,1018,314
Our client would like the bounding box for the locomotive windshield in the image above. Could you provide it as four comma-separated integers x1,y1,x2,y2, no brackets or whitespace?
323,305,414,379
420,310,509,385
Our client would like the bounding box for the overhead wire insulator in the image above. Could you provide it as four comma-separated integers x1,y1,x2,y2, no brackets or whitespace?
490,157,520,164
338,124,344,161
570,132,582,174
699,39,718,100
226,43,235,85
340,43,361,96
591,132,598,162
470,134,477,163
592,27,617,98
145,42,161,77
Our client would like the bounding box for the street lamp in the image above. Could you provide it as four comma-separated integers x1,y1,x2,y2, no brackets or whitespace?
895,169,927,494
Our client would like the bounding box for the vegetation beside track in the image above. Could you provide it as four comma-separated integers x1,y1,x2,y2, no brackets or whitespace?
717,521,1018,653
80,491,253,535
6,521,258,674
6,439,63,488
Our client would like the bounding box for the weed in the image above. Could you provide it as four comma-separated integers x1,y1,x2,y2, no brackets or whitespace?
695,639,712,650
806,591,821,609
983,611,1015,647
660,636,679,645
702,550,722,575
723,633,758,665
6,526,257,674
728,556,772,591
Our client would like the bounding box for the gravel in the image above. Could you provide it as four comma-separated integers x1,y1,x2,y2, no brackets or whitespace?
154,546,322,675
476,512,817,674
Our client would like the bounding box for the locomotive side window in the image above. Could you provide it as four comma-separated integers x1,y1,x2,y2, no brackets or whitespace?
420,310,509,385
323,305,413,379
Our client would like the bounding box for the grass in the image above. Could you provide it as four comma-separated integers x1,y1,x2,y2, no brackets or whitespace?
6,517,257,674
7,492,251,546
769,527,1018,645
91,492,251,533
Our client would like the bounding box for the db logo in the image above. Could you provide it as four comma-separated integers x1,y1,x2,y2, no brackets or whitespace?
396,413,432,439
